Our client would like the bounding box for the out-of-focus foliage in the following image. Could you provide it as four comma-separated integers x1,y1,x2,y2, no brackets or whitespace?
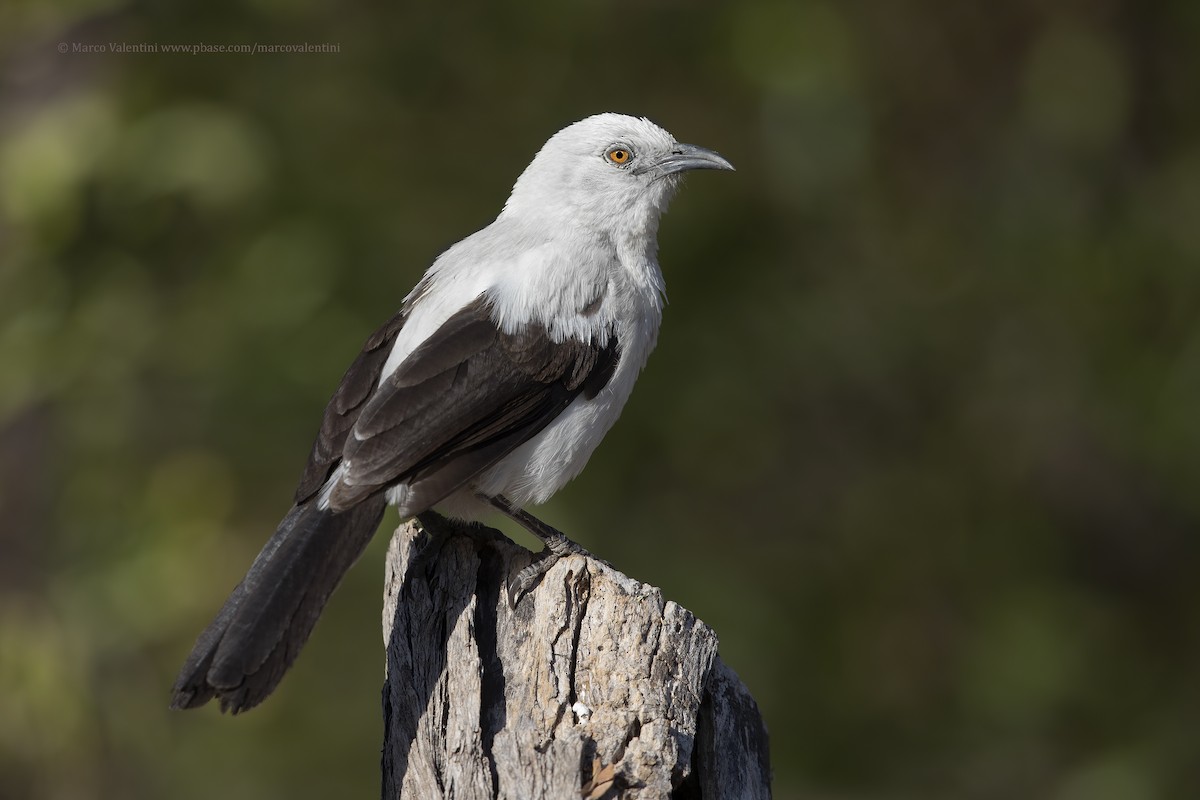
2,1,1198,797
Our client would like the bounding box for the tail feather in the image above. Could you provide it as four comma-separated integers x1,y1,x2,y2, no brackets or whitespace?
171,497,387,713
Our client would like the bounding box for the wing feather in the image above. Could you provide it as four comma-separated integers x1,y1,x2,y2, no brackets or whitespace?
294,308,409,502
325,296,619,510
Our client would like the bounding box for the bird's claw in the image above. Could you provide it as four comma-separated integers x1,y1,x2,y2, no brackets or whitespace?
506,533,591,609
507,551,557,608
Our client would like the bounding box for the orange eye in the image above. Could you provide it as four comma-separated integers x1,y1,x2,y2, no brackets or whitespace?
606,147,631,165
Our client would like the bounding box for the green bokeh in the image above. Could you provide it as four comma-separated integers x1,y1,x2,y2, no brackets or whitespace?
2,2,1199,798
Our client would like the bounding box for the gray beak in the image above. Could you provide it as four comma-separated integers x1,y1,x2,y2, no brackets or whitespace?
638,143,735,176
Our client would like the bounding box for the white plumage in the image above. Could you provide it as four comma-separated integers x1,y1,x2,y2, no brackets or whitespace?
373,114,718,518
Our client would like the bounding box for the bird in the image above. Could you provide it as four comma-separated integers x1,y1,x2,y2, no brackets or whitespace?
170,113,734,714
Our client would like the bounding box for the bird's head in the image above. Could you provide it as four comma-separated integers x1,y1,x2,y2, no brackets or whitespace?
501,113,733,238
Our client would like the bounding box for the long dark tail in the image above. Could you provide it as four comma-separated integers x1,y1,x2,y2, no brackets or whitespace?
171,497,387,713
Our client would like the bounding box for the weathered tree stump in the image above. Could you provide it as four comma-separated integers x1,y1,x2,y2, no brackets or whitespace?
381,514,771,799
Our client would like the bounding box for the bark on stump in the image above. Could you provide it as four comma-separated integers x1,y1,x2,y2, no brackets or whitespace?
381,515,771,799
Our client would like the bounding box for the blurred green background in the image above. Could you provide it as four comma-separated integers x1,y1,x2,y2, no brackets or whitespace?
3,1,1199,798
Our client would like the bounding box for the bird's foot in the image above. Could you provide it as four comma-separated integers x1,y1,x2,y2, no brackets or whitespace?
484,494,604,608
507,530,592,608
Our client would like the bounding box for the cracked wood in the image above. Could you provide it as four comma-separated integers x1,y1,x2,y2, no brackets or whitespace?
381,515,772,799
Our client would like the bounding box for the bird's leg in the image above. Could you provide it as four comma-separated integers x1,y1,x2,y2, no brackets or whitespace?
486,494,595,607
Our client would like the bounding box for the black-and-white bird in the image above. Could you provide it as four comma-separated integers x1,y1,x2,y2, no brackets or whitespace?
171,113,734,713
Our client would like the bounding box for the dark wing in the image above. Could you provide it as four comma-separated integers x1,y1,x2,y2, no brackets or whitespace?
293,308,409,503
325,295,619,512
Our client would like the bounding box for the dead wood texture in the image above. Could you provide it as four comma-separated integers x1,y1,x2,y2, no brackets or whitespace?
381,515,771,799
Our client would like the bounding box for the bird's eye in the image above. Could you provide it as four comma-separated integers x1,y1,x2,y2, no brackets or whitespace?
606,147,632,166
